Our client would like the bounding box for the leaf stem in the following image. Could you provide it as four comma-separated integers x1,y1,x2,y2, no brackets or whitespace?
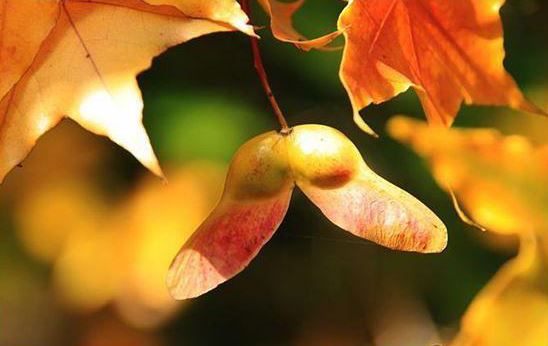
241,0,290,134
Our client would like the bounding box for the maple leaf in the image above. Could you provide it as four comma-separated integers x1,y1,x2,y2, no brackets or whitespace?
338,0,543,133
388,116,548,345
258,0,341,51
0,0,253,182
145,0,254,35
0,1,59,99
388,116,548,235
450,234,548,346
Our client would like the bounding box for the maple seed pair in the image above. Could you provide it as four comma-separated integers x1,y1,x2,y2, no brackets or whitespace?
167,124,447,299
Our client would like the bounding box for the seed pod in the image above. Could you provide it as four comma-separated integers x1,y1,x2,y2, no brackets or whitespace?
168,124,447,300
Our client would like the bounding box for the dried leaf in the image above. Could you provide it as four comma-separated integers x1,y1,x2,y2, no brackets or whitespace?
339,0,542,131
0,0,251,182
259,0,341,51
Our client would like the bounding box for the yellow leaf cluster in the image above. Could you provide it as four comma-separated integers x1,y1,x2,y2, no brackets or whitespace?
388,116,548,346
3,121,224,328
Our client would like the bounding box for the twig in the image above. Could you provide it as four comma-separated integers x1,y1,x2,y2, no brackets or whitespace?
241,0,290,134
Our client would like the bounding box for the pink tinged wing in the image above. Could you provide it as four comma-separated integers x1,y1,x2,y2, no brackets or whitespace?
298,170,447,253
167,190,292,299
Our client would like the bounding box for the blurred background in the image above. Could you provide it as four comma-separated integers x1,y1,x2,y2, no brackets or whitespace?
1,1,547,345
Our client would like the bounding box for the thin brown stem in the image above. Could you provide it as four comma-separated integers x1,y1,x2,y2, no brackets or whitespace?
241,0,290,133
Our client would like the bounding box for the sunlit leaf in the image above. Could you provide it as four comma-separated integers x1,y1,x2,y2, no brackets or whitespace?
339,0,542,132
388,116,548,345
0,1,59,99
144,0,253,35
388,116,548,235
451,235,548,346
0,0,252,182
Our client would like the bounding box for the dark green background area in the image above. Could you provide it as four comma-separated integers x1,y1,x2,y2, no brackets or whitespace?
2,1,547,345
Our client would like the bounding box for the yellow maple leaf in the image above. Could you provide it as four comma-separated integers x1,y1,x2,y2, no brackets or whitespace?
388,116,548,235
0,0,252,182
451,234,548,346
388,116,548,346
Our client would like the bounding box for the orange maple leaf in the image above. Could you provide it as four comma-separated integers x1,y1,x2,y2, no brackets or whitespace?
0,0,253,182
258,0,341,51
338,0,543,133
0,1,59,100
